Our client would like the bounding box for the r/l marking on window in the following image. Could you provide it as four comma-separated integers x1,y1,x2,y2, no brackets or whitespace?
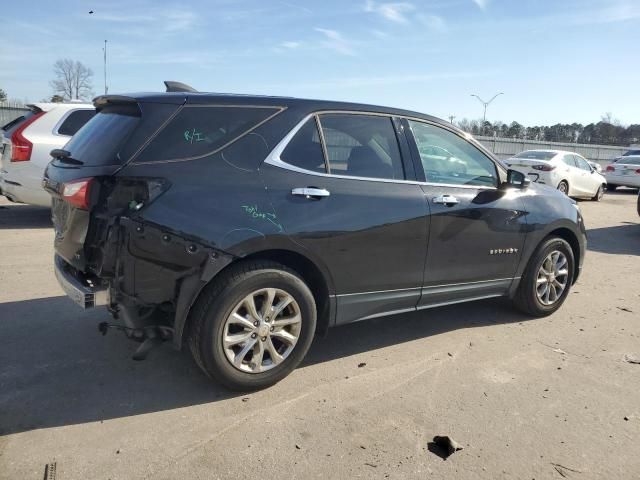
184,128,205,144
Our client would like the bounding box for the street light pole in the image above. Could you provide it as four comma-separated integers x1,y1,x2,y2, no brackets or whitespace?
470,92,504,124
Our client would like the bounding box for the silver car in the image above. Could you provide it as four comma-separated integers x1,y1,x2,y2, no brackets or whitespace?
604,156,640,191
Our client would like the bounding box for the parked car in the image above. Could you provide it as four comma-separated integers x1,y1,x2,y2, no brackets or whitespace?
505,149,606,200
44,86,586,390
604,156,640,191
0,102,95,206
611,146,640,163
588,161,603,173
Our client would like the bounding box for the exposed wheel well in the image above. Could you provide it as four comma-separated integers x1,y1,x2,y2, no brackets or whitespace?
547,227,580,282
185,249,332,342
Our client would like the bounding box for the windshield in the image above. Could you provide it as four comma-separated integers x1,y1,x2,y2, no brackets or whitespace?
58,104,140,166
514,151,557,160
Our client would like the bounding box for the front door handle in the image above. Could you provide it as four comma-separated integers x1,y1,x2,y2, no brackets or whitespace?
292,187,331,199
432,194,459,205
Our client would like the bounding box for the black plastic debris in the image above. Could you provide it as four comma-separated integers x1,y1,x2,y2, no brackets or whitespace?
358,362,366,368
428,436,464,460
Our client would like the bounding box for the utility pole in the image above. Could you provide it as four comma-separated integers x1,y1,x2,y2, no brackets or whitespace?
103,40,108,94
448,115,456,124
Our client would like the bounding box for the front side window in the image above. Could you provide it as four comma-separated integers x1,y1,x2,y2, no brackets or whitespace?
136,106,280,163
280,118,326,173
408,120,497,187
574,156,592,171
318,114,404,180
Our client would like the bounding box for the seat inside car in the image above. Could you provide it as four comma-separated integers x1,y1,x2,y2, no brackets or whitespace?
347,145,393,179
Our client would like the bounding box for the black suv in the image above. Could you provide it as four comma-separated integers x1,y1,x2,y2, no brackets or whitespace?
44,84,586,390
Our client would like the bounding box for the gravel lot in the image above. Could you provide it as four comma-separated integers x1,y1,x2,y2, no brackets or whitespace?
1,191,639,480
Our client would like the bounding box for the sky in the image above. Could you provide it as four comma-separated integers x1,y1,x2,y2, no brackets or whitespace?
2,0,639,126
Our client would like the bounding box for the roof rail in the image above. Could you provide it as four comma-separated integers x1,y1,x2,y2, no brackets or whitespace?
164,81,198,93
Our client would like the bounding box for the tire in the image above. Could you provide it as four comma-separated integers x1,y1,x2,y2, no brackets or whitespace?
557,181,569,195
607,184,618,192
188,260,317,391
513,237,575,317
591,185,604,201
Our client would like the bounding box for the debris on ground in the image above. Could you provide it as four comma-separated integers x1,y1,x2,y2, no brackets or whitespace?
358,362,366,368
624,354,640,364
447,352,453,357
428,436,464,460
43,463,57,480
553,348,567,355
617,307,633,313
295,444,301,450
241,397,250,402
551,462,582,477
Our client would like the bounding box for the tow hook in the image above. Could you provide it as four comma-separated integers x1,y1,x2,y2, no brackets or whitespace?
98,322,173,361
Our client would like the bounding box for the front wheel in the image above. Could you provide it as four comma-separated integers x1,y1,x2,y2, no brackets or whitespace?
592,185,605,201
513,237,575,317
188,261,317,391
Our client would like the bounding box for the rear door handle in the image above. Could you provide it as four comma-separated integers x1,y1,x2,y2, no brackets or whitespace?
291,187,331,199
432,194,459,205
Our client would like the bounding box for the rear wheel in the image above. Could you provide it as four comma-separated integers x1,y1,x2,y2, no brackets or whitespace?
607,184,618,192
513,237,575,317
557,181,569,195
188,260,316,391
592,185,605,201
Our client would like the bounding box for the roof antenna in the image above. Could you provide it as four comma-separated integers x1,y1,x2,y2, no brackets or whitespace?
164,81,198,93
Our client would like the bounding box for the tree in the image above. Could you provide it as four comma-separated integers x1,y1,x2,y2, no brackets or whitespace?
0,88,6,102
50,59,94,101
50,95,65,103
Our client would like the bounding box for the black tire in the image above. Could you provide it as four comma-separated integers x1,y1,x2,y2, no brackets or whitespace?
607,184,618,192
513,237,575,317
591,184,605,201
557,181,569,195
188,260,317,391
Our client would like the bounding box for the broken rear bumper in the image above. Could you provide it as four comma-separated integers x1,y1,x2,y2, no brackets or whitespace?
54,255,109,309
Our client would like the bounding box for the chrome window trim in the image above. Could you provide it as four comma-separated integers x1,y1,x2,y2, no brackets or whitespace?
263,111,499,190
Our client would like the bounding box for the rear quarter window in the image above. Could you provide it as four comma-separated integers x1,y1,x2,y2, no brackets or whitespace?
56,109,96,136
134,105,281,163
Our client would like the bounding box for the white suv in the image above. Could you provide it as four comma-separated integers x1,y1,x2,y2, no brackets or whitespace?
0,102,94,206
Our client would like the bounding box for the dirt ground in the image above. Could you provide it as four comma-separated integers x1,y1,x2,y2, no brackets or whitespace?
1,191,639,480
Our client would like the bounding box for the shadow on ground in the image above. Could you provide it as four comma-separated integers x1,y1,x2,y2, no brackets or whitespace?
0,203,51,229
0,295,530,436
587,223,640,256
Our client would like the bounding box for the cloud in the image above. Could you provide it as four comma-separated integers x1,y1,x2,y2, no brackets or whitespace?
472,0,488,9
417,14,447,32
280,41,301,49
364,1,415,23
314,28,355,55
86,8,198,34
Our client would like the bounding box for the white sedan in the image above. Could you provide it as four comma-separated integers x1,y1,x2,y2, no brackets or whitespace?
505,149,607,201
604,156,640,191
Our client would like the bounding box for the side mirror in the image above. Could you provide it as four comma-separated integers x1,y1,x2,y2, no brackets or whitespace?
504,169,530,189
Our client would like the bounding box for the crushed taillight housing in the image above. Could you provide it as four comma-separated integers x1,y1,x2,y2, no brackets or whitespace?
531,164,555,171
10,111,45,162
606,165,615,172
63,178,94,209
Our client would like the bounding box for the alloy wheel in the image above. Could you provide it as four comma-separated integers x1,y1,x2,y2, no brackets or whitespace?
535,250,569,306
222,288,302,373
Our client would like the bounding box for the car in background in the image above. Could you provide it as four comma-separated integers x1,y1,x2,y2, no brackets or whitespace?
505,149,606,201
588,161,603,173
43,87,586,390
0,102,95,206
604,156,640,191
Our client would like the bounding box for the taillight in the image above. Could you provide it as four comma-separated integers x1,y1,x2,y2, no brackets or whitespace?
62,178,93,209
636,169,640,174
10,111,45,162
606,165,615,172
532,164,555,171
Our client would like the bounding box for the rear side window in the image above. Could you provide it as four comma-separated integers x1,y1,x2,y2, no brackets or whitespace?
61,104,140,166
57,109,96,136
280,118,327,173
562,155,577,167
318,114,404,180
136,106,280,163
